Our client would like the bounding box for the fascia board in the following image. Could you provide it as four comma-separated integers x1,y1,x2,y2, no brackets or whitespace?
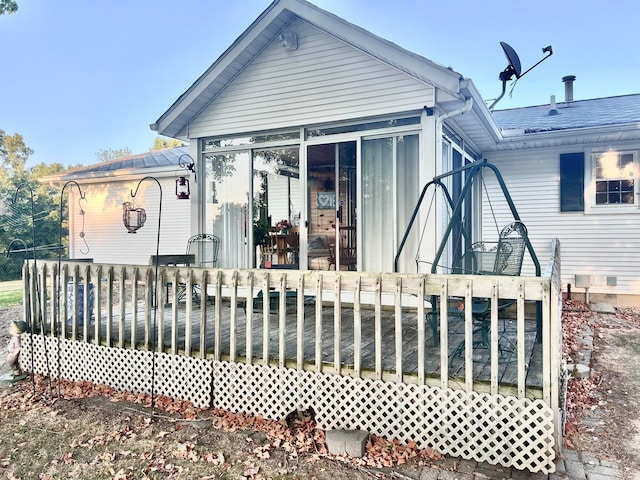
153,2,286,135
495,123,640,150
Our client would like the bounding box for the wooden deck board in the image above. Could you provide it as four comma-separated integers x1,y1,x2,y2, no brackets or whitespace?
69,298,543,390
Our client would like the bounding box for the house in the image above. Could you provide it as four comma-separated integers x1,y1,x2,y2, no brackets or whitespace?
44,147,193,265
26,1,582,471
143,0,640,305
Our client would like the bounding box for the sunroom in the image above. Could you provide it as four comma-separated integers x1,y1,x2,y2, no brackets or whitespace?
192,116,480,275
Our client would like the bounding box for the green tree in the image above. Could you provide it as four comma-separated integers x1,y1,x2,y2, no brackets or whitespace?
0,130,33,178
152,137,185,150
95,147,132,163
0,0,18,15
1,130,68,280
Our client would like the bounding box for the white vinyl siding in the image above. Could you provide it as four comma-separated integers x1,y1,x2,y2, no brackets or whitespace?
484,148,640,298
188,18,434,138
267,173,301,225
68,176,191,265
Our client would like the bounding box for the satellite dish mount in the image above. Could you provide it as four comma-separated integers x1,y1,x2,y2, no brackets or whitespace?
489,41,553,110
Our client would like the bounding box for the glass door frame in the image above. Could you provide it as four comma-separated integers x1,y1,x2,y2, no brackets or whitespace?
303,134,361,271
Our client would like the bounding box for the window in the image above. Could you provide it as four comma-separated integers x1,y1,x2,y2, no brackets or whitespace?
203,131,300,150
361,134,419,272
306,116,420,138
593,151,635,205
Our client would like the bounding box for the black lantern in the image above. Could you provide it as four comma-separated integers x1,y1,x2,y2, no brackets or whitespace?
176,153,196,200
122,202,147,233
176,176,190,200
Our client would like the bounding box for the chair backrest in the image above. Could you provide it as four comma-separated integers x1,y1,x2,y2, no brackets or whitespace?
454,220,527,276
494,221,527,276
186,234,220,267
329,226,357,269
339,226,357,267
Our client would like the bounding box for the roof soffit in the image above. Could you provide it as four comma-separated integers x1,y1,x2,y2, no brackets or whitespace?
436,80,503,152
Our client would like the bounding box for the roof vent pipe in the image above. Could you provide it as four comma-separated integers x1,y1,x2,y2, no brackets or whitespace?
548,95,558,115
562,75,576,104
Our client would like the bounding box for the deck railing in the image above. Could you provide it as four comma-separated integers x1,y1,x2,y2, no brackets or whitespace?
22,241,562,474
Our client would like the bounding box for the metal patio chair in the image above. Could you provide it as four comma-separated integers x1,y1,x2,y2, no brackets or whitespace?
427,221,528,356
328,226,356,271
178,233,220,304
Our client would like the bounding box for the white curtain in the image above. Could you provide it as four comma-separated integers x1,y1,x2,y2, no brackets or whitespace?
205,152,251,268
362,134,419,272
395,135,419,272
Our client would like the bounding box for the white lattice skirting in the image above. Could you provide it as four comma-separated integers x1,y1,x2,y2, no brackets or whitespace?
24,336,556,473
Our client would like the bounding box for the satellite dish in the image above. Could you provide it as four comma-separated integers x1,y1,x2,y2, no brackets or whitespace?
499,41,522,80
489,42,553,110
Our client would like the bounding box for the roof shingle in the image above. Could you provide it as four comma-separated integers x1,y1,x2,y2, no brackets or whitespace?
492,94,640,133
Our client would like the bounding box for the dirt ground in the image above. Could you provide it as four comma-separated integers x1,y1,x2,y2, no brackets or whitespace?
564,307,640,480
2,302,640,479
0,304,440,480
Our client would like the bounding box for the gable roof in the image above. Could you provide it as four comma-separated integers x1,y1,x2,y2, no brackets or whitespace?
151,0,640,156
42,147,190,183
151,0,473,140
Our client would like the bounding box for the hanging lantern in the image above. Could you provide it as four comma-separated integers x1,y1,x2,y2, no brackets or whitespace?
176,176,190,200
122,202,147,233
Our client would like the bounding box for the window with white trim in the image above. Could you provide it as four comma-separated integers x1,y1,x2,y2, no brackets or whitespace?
593,151,636,206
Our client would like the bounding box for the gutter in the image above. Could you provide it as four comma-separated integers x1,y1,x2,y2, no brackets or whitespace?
434,93,473,172
495,122,640,150
437,95,473,127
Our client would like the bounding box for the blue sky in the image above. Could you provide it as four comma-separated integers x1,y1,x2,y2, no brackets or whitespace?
1,0,638,168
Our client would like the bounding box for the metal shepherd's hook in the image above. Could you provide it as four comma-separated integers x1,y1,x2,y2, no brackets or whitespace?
56,181,88,398
129,176,162,415
6,238,35,394
10,183,53,398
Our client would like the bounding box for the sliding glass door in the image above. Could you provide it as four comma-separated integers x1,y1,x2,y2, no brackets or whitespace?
203,151,251,268
306,142,356,271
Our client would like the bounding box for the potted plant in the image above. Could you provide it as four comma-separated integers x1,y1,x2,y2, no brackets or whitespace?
276,219,292,234
253,218,271,247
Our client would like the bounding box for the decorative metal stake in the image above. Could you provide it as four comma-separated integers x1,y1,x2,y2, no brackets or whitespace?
56,181,88,398
9,183,52,397
127,176,162,414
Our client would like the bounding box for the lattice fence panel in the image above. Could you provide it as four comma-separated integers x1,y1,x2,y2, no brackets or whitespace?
23,335,212,408
154,353,212,409
23,338,556,473
210,361,556,474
